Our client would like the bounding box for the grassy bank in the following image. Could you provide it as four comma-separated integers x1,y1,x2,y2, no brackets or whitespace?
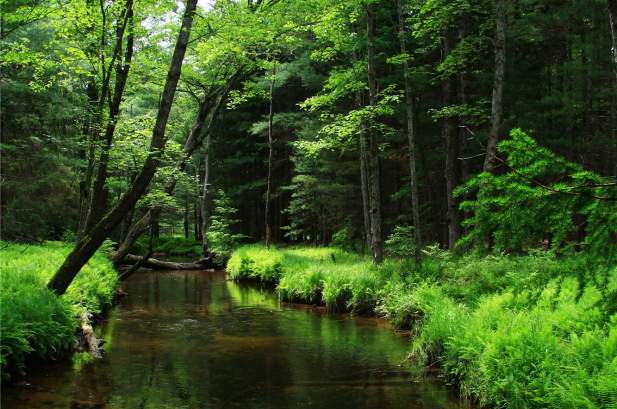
0,241,118,379
227,244,617,408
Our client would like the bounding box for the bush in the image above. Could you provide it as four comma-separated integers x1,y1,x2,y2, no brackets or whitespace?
206,190,244,266
384,225,416,258
0,241,118,379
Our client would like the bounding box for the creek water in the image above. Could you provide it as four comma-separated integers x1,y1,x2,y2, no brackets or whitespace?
2,270,470,409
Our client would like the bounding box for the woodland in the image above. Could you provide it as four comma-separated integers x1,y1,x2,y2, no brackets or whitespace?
1,0,617,408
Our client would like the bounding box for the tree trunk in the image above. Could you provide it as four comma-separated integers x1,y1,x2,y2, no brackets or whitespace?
183,199,189,238
265,60,276,247
122,254,213,270
47,0,198,295
397,0,422,263
358,92,372,251
366,3,383,263
199,135,210,255
85,0,135,232
77,79,99,240
484,0,506,173
608,0,617,175
110,74,239,265
443,30,461,249
351,39,371,251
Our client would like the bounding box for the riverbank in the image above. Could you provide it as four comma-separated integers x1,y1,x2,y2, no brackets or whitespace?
0,241,118,380
227,244,617,408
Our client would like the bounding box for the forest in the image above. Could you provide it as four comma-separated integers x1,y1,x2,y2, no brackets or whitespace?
1,0,617,408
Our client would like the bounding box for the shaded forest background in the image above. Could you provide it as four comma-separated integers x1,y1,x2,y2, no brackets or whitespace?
2,0,616,258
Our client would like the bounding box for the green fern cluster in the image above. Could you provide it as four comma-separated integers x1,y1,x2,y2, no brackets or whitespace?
0,241,118,379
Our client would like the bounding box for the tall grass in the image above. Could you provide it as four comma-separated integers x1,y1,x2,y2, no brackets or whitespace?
227,245,403,310
227,244,617,408
0,241,118,379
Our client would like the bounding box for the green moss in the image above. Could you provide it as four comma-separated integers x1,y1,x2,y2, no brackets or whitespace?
0,241,118,379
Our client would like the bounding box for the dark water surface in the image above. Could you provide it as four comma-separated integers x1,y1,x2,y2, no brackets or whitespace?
3,270,470,409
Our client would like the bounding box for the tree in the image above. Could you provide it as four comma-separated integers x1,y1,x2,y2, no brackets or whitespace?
397,0,422,263
366,1,384,263
483,0,506,174
47,0,199,294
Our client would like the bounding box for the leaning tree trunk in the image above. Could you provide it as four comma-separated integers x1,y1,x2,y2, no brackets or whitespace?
48,0,198,295
484,0,506,174
110,75,239,265
366,3,383,263
397,0,422,263
85,0,135,232
264,60,276,247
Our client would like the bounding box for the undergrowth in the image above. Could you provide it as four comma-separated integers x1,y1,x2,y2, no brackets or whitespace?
228,244,617,408
0,241,118,380
132,235,202,256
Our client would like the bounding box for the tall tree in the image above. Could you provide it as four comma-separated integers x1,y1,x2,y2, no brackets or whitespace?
366,2,384,263
484,0,506,173
48,0,199,294
397,0,422,262
443,28,461,249
265,59,277,247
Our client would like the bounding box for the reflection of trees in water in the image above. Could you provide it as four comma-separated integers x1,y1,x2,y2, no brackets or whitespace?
34,271,466,409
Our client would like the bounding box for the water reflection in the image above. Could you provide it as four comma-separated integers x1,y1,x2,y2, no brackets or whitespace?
2,270,470,409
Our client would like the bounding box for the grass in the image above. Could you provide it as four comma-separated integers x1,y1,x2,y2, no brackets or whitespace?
227,244,617,408
0,241,118,379
227,245,403,311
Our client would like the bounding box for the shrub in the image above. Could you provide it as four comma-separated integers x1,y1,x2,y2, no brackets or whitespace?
384,225,416,258
206,189,244,265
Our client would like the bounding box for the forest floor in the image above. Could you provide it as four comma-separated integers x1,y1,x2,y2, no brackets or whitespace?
227,244,617,408
0,241,118,381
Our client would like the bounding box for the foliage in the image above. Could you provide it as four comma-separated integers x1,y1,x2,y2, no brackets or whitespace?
0,241,118,379
384,225,416,258
458,129,617,255
207,190,244,266
132,236,202,256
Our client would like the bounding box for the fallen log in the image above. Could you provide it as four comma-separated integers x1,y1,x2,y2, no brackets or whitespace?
77,311,103,358
123,254,214,270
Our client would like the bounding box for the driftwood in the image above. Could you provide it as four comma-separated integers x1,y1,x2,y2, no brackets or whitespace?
77,311,103,358
122,254,214,270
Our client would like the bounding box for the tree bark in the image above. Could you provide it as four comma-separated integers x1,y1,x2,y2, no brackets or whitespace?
366,3,383,263
47,0,198,295
397,0,422,263
484,0,506,173
265,60,276,247
443,30,461,249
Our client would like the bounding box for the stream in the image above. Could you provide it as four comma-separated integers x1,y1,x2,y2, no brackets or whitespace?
2,270,470,408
